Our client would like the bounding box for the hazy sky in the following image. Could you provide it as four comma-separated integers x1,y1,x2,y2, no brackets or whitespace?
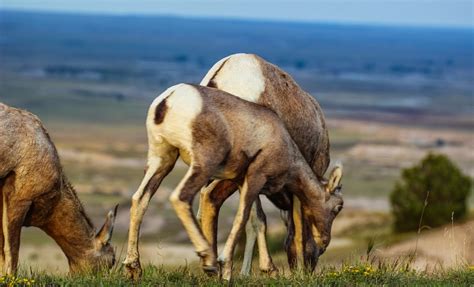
1,0,472,28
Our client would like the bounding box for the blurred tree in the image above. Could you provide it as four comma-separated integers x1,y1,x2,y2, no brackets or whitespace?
390,153,471,232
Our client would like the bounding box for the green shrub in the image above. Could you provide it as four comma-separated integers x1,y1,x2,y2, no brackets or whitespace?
390,153,471,232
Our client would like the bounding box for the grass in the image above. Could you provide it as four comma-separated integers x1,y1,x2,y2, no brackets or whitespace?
10,262,473,286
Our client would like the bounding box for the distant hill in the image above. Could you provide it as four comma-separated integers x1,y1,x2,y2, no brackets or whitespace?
2,10,472,74
0,10,473,122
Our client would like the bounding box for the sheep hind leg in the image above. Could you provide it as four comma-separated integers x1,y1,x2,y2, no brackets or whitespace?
196,180,222,225
169,165,217,274
254,197,278,276
240,203,258,276
124,149,177,281
200,180,238,265
240,197,278,277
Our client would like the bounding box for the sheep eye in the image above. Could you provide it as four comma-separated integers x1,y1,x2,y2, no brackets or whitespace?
333,205,343,214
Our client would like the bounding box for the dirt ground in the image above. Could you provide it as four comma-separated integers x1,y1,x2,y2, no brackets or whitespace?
377,219,474,270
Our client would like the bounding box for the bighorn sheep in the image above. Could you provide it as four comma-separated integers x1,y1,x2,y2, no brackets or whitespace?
198,53,330,273
0,103,117,274
123,84,343,280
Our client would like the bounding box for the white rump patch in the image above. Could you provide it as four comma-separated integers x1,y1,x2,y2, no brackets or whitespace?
200,55,233,86
201,53,265,103
148,84,184,113
147,84,203,157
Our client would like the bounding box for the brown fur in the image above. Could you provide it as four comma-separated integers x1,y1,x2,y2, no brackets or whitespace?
123,84,342,281
0,103,117,274
154,97,169,124
200,54,330,270
257,57,330,175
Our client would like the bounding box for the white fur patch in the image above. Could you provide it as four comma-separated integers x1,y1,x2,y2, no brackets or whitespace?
202,53,265,103
199,55,233,86
147,84,203,160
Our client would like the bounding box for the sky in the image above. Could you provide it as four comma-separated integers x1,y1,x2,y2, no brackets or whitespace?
0,0,472,28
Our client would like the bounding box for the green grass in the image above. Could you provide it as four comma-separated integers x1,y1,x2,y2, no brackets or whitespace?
11,263,473,286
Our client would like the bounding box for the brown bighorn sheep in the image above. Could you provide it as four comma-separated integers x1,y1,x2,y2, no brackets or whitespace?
0,103,117,274
123,84,343,280
198,53,330,273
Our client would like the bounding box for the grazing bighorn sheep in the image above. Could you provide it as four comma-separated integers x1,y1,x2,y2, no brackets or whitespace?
0,103,117,274
198,53,330,273
123,84,343,280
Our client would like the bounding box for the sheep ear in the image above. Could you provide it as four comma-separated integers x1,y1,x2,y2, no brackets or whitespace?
327,164,343,194
95,205,118,246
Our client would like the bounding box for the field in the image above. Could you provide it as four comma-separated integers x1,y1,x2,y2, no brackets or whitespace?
0,10,473,285
6,264,473,286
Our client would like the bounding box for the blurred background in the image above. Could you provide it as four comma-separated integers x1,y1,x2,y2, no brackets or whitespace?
0,0,472,273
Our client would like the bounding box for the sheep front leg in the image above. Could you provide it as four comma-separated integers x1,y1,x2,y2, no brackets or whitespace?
284,208,298,270
169,166,217,274
218,175,266,281
124,153,176,281
5,200,31,275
